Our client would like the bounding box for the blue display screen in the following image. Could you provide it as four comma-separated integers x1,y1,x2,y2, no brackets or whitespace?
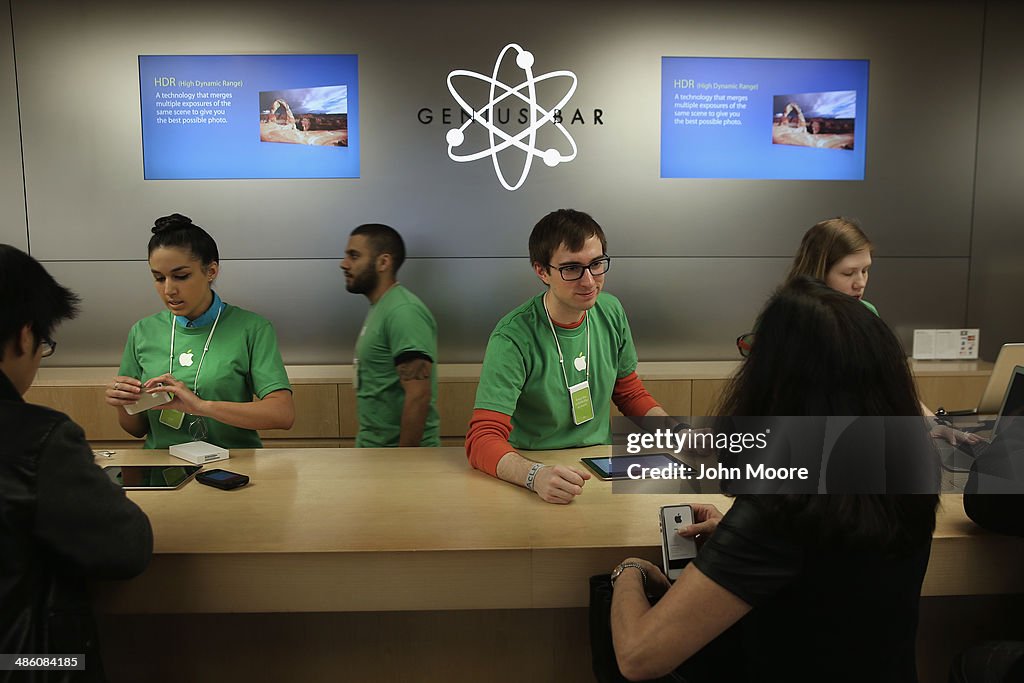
139,54,360,179
661,56,869,180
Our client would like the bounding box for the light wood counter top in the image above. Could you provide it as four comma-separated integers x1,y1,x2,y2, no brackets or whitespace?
92,446,1024,615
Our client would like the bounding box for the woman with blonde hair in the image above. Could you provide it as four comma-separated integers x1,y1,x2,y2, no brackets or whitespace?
787,216,877,314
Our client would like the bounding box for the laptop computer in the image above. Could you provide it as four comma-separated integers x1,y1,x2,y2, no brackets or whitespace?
941,365,1024,472
942,343,1024,417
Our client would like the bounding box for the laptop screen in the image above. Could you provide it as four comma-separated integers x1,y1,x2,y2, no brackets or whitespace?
979,344,1024,414
994,365,1024,436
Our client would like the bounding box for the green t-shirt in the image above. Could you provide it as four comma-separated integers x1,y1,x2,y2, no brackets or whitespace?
354,285,440,447
474,292,639,451
118,304,292,449
861,298,879,316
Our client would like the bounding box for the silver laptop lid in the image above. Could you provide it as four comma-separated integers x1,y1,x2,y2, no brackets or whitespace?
993,365,1024,437
979,344,1024,414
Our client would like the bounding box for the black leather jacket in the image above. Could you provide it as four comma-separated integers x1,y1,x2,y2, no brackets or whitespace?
0,371,153,682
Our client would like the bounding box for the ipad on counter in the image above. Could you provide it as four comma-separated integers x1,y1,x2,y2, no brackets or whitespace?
580,452,694,481
103,464,201,490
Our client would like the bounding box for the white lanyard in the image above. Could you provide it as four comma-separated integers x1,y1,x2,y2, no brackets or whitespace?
542,294,590,391
168,305,223,398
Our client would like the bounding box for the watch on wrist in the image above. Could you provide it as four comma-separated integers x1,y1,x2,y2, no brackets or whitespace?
611,561,647,590
671,421,692,435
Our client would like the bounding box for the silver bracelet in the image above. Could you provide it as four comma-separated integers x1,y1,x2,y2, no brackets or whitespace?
611,561,647,591
525,462,544,491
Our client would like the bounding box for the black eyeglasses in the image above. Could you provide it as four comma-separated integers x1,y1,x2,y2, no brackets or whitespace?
40,337,57,358
548,256,611,281
736,333,753,358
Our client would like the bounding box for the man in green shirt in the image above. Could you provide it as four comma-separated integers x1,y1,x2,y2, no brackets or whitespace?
466,209,670,503
341,223,440,447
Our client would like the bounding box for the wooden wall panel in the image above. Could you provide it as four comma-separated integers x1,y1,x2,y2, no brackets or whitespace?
28,367,993,446
691,379,730,417
26,384,343,442
260,385,340,439
438,381,478,437
915,376,988,413
25,386,129,440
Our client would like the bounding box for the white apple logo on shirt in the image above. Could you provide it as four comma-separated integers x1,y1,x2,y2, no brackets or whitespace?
179,351,194,367
573,354,587,372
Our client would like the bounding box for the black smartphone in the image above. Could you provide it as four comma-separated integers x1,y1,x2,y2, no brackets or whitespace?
196,468,250,490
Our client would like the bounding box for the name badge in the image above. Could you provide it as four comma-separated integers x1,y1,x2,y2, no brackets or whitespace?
159,409,185,430
568,380,594,425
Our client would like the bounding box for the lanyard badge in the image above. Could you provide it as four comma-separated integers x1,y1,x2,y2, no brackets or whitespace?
568,380,595,425
165,306,222,432
543,296,593,426
159,409,185,430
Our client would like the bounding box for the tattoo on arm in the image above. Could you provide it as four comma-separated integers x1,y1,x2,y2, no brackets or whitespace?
397,358,432,381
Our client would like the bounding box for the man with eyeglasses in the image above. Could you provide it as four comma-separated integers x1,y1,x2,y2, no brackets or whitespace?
466,210,670,503
0,244,152,674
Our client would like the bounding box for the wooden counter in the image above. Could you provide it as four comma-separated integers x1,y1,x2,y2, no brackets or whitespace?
94,446,1024,615
91,446,1024,683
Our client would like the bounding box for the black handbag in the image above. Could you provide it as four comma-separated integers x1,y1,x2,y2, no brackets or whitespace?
589,573,631,683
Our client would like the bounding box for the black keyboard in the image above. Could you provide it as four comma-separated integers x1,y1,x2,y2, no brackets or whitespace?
957,439,992,459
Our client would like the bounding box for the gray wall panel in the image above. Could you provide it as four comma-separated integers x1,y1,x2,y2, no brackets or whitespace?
970,0,1024,359
43,255,968,367
602,257,969,360
12,0,995,365
17,0,981,259
43,259,354,367
0,0,25,249
867,258,971,350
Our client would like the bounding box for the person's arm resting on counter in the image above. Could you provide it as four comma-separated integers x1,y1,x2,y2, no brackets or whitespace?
465,372,665,504
465,409,591,504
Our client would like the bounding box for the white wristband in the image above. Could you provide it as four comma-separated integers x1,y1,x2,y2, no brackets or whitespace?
525,462,544,491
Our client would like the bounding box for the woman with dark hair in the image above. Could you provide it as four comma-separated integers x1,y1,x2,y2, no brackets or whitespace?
609,278,939,682
105,214,294,448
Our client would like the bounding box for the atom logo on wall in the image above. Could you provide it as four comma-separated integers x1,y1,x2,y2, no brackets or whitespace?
446,43,578,191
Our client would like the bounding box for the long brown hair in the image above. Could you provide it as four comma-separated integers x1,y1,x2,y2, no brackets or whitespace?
787,217,872,282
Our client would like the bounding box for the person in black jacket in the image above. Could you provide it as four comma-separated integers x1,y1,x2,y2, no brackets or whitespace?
0,244,153,682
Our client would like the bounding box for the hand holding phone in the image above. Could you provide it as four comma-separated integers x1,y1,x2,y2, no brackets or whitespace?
196,468,250,490
660,504,697,581
123,383,172,415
